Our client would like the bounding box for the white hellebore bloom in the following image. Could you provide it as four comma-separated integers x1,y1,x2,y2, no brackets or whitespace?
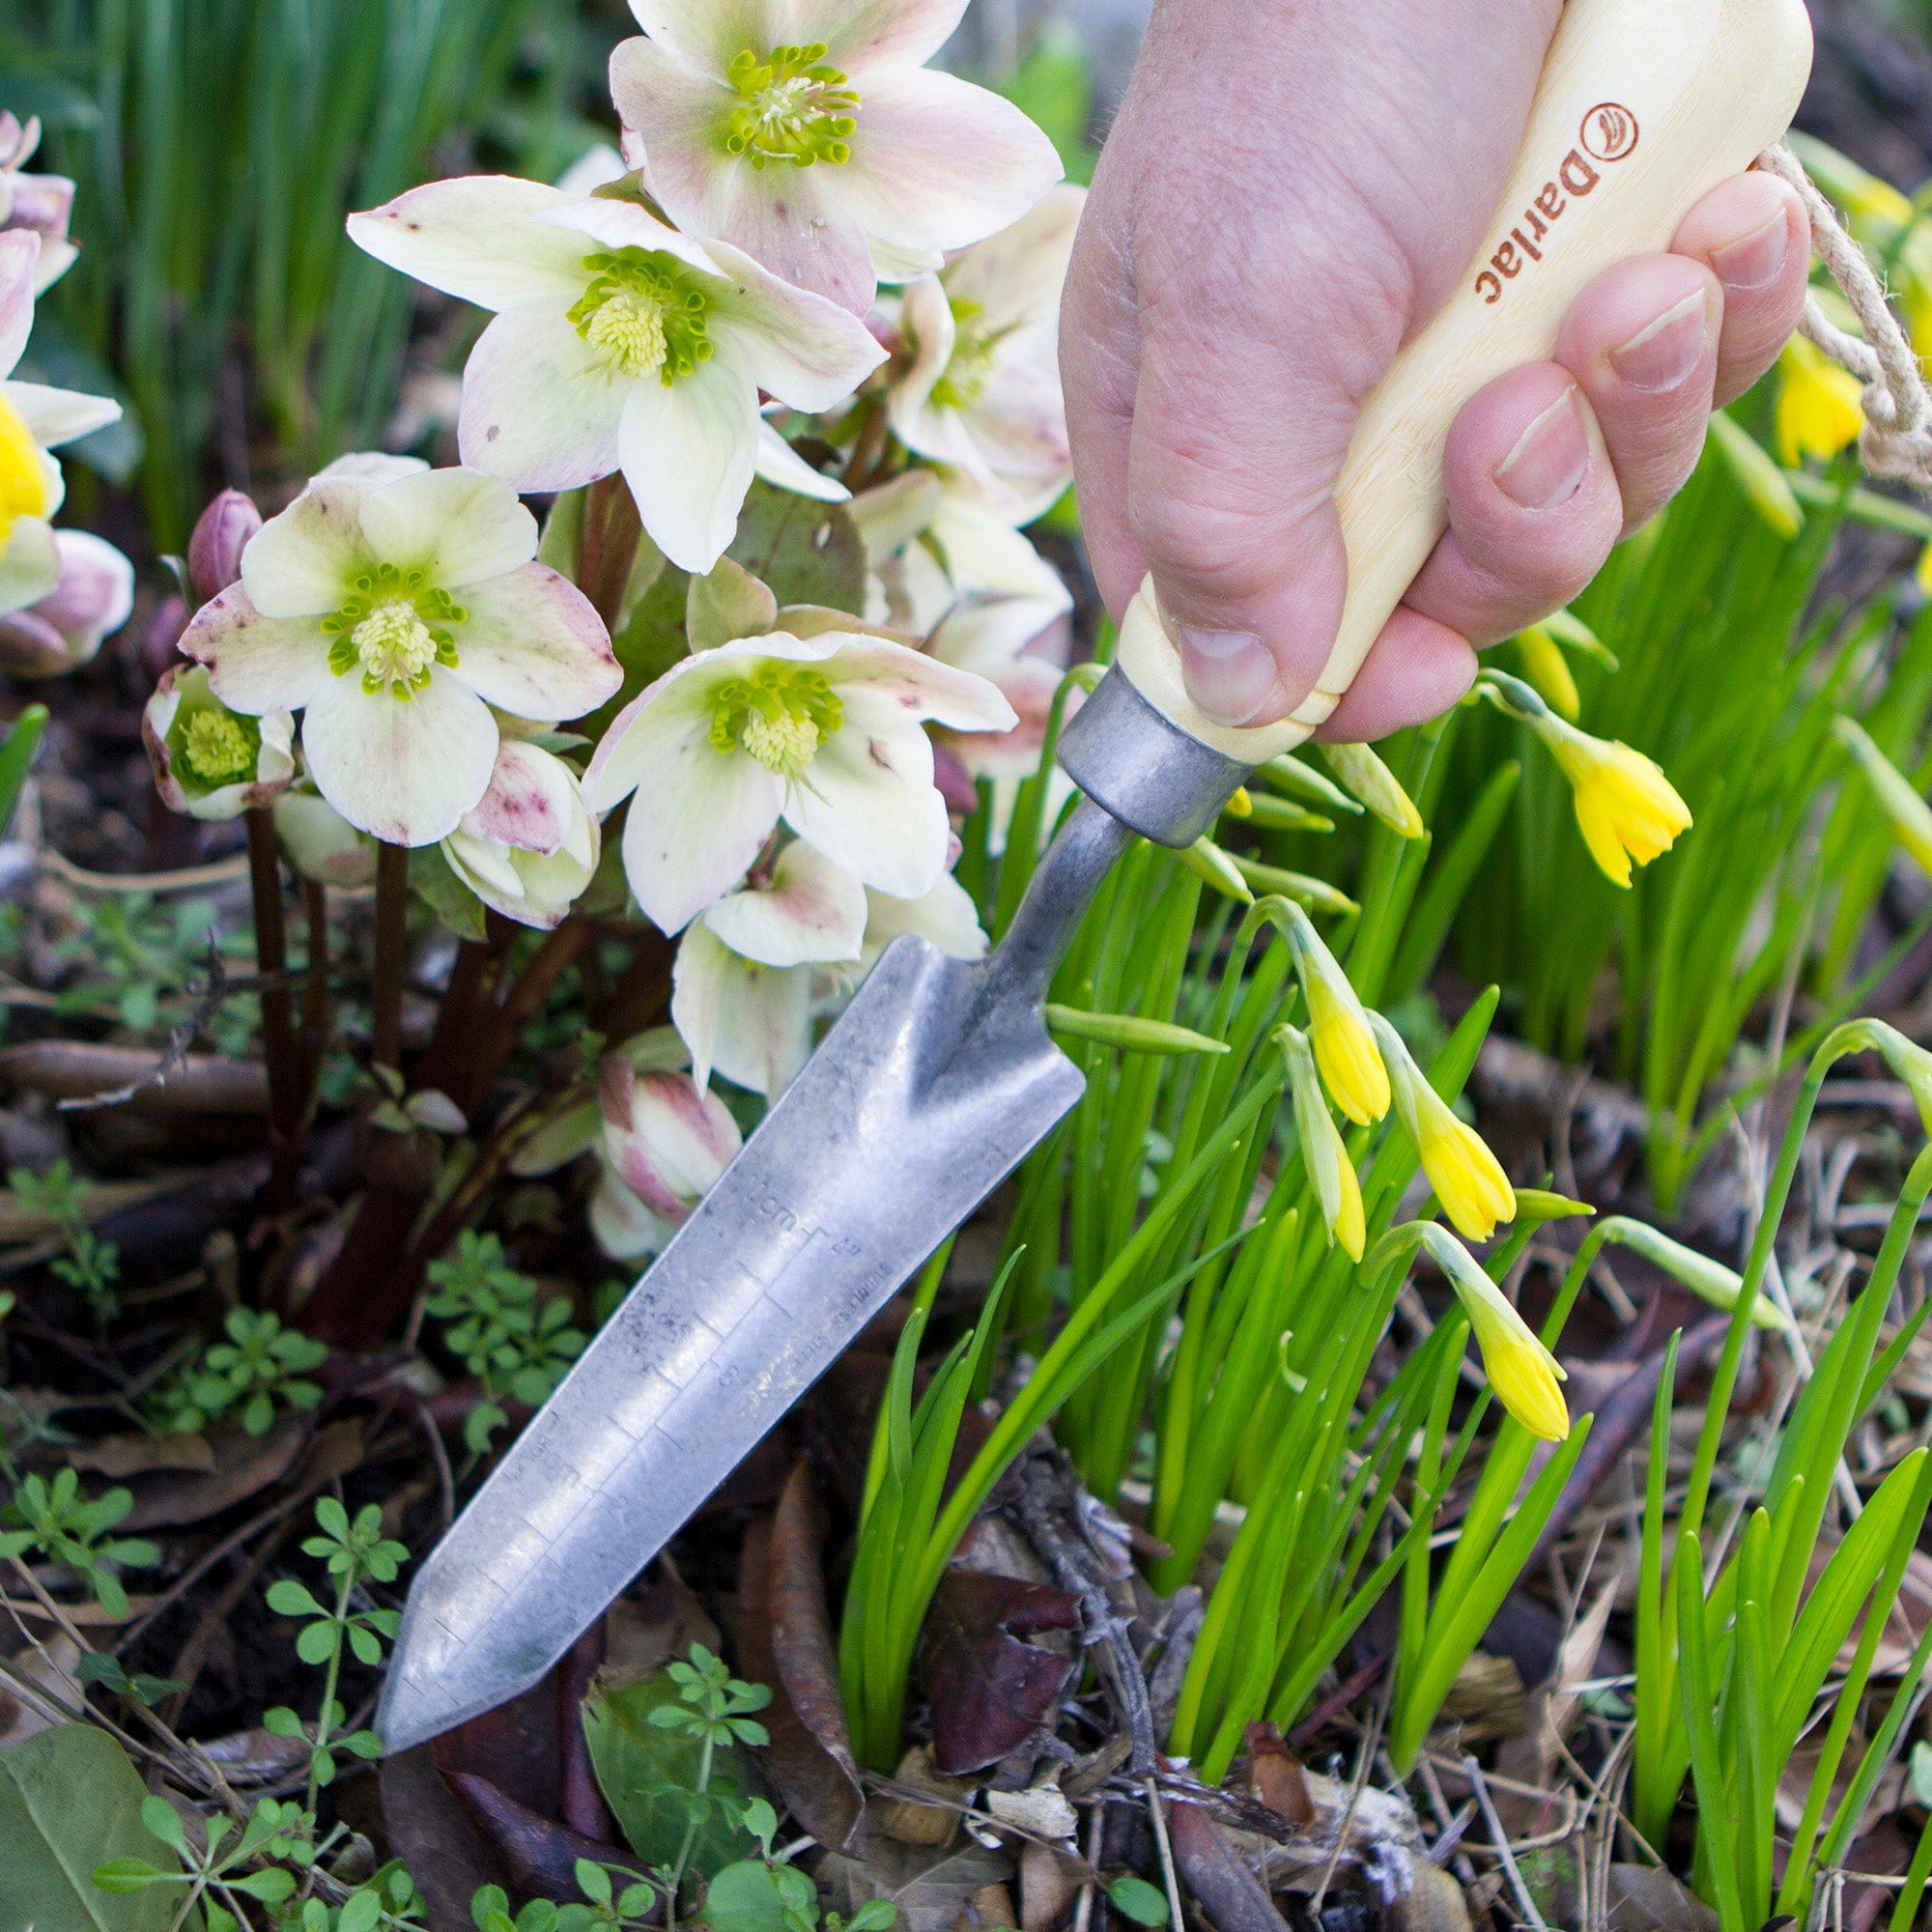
608,0,1062,317
583,626,1015,933
144,665,297,822
0,231,122,614
348,178,885,574
593,1055,743,1259
443,737,602,931
890,186,1083,506
181,465,620,847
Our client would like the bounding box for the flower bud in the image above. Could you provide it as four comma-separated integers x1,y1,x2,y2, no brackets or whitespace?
186,489,263,603
1373,1012,1515,1242
1413,1222,1569,1442
1707,412,1804,540
139,594,188,685
1277,902,1388,1126
272,789,379,890
1515,625,1581,722
1181,836,1254,905
144,664,295,821
1318,742,1425,838
1280,1025,1364,1261
1045,1005,1230,1058
591,1056,742,1259
0,530,134,676
1597,1217,1789,1332
0,114,77,292
441,740,600,931
1834,716,1932,876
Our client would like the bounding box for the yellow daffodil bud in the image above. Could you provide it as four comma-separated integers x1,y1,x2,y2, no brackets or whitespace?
1280,904,1388,1125
1223,786,1253,819
0,389,54,547
1279,1026,1364,1261
1319,741,1425,839
1834,715,1932,875
1515,625,1581,722
1538,715,1692,889
1374,1013,1515,1241
1415,1223,1569,1442
1774,335,1865,469
1596,1217,1789,1331
1918,541,1932,600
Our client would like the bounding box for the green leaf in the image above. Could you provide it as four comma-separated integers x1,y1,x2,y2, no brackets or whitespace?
0,1722,196,1930
582,1669,758,1877
296,1620,338,1665
1106,1876,1169,1927
726,481,866,616
409,843,489,943
703,1860,788,1932
688,556,779,652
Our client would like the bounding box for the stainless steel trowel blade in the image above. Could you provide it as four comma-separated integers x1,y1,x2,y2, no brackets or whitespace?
377,929,1086,1752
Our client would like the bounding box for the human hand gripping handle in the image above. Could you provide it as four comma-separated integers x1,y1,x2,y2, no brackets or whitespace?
1065,0,1815,804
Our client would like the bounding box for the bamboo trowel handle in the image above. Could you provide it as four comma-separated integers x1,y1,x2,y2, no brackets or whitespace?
1113,0,1815,764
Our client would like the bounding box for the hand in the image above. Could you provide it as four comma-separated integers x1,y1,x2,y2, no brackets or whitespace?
1061,0,1811,738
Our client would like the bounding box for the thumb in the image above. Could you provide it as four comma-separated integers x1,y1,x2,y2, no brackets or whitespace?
1127,320,1358,729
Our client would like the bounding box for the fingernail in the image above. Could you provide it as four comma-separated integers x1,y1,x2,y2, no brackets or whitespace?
1710,210,1791,293
1493,386,1591,511
1609,291,1714,393
1178,625,1281,726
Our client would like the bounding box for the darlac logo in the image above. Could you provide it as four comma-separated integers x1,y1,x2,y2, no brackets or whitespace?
1475,103,1641,305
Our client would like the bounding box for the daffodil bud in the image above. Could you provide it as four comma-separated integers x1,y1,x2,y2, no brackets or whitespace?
0,530,133,676
1372,1012,1515,1242
1597,1217,1789,1331
1280,903,1388,1126
1836,1017,1932,1140
1046,1006,1230,1058
1413,1222,1569,1442
144,664,296,821
1256,754,1360,816
1515,624,1581,722
1774,335,1865,469
186,489,263,604
1834,716,1932,876
1706,412,1804,540
1280,1026,1364,1261
1181,836,1254,905
1318,742,1425,838
1233,855,1357,918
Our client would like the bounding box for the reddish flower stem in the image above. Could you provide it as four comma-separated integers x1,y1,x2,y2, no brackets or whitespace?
371,841,409,1073
244,807,301,1210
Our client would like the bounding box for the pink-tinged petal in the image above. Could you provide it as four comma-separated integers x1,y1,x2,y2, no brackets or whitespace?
782,701,949,896
299,667,498,846
182,585,334,714
929,491,1069,606
242,483,368,619
927,595,1066,673
887,272,953,434
831,634,1019,731
706,236,888,399
801,0,968,73
613,709,784,932
971,357,1072,480
466,737,577,854
945,651,1063,781
358,467,537,586
540,191,724,281
701,839,867,966
627,0,784,76
346,176,589,312
313,451,430,487
608,37,740,230
459,307,627,494
589,1170,672,1259
451,564,619,721
628,1068,742,1200
0,232,37,376
5,380,120,449
618,355,759,574
671,923,812,1097
0,607,71,675
863,868,987,964
10,528,135,670
944,183,1083,330
755,422,849,502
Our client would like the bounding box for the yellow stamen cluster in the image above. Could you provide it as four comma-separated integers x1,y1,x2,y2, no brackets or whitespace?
710,664,845,781
570,249,714,386
178,707,257,786
724,43,859,168
321,563,465,700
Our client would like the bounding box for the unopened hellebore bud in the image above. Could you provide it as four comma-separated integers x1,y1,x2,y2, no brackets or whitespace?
186,489,263,604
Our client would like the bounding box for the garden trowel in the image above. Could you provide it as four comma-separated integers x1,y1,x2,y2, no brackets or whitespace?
379,0,1813,1750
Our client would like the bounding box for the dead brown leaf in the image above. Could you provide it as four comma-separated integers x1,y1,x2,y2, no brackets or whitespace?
121,1418,307,1530
1168,1795,1293,1932
920,1570,1079,1776
381,1747,502,1932
66,1432,214,1478
1243,1722,1313,1828
445,1770,649,1906
819,1832,1013,1932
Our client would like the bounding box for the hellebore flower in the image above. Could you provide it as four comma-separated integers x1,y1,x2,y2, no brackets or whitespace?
347,177,885,573
592,1054,742,1258
1373,1014,1516,1243
144,665,296,821
0,116,76,294
273,789,379,890
1280,1025,1364,1261
1279,901,1388,1126
671,838,867,1094
859,866,988,966
0,528,133,676
180,464,620,846
607,0,1062,316
1414,1224,1569,1442
442,737,601,931
889,187,1083,506
0,231,121,613
583,626,1014,933
1774,334,1864,468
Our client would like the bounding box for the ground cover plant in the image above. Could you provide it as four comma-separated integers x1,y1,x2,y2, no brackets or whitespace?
14,5,1932,1932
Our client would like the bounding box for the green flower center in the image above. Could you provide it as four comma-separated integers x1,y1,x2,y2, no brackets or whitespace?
709,665,844,781
569,250,714,384
179,708,259,786
724,43,859,168
321,562,466,700
929,298,1009,412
